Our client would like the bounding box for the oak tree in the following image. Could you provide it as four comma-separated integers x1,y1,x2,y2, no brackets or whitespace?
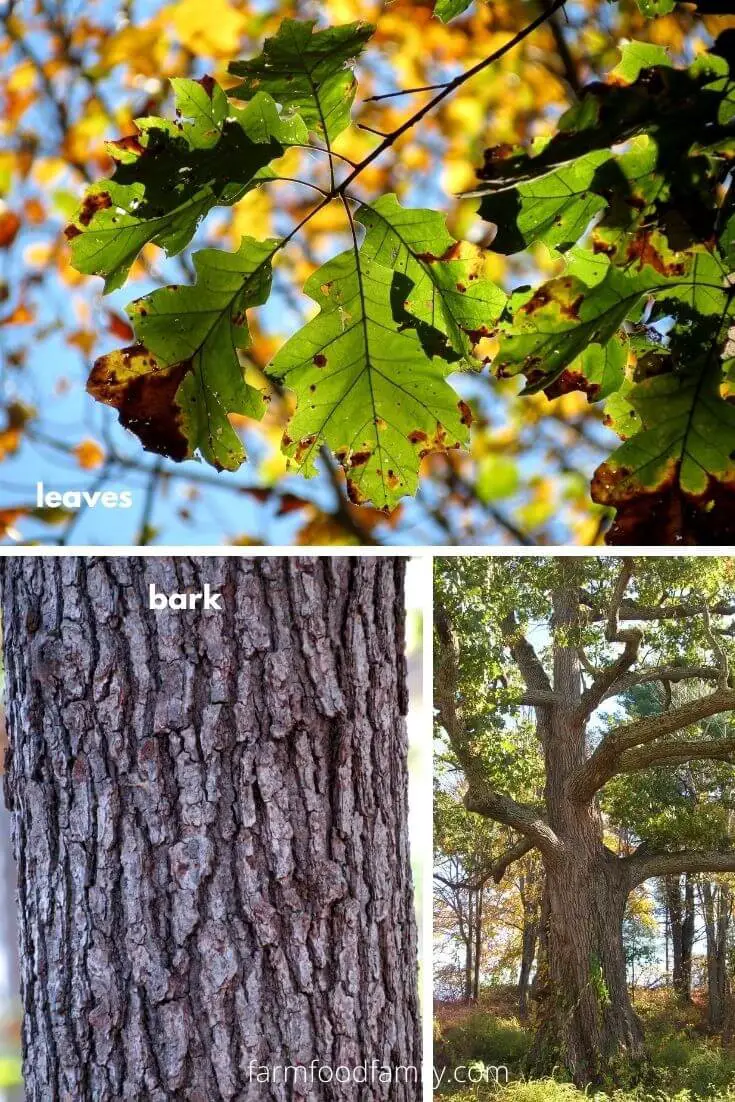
435,555,735,1084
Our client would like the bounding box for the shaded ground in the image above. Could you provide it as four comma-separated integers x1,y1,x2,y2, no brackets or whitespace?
434,987,735,1100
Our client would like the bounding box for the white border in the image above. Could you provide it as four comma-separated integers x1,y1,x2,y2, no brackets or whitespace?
0,544,733,557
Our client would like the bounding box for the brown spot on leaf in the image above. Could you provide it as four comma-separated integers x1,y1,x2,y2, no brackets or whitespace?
560,294,583,322
79,191,112,227
458,400,473,427
408,429,428,444
64,224,82,240
625,230,686,276
465,324,493,343
415,241,462,264
592,236,616,256
349,450,372,468
455,282,467,293
108,134,145,160
197,74,216,98
520,286,554,314
544,369,600,402
87,343,189,461
293,433,318,463
313,353,327,367
591,458,735,545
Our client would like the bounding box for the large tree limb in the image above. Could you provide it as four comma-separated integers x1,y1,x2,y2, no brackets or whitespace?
626,848,735,888
491,837,536,883
567,687,735,802
464,781,563,860
578,560,642,719
579,597,735,623
518,689,560,707
598,665,720,702
501,611,553,696
617,734,735,773
435,600,563,862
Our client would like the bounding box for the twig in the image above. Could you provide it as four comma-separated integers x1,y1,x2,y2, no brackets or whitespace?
540,0,581,97
136,458,163,545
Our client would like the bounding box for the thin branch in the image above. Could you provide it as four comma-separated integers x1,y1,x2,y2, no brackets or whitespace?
702,597,730,689
540,0,581,97
291,143,357,167
135,457,163,546
364,0,566,104
578,560,642,718
341,0,567,196
357,122,389,137
491,838,536,883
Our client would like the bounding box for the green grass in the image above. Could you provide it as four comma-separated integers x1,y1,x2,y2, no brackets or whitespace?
434,989,735,1101
437,1086,735,1102
0,1054,22,1086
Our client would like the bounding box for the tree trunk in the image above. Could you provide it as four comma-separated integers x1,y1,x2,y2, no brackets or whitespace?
530,852,643,1083
472,884,483,1002
529,581,644,1085
1,556,420,1102
701,881,732,1033
666,875,695,1001
463,891,473,1003
517,873,539,1022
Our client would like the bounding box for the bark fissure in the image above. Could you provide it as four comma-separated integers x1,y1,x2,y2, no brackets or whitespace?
2,556,420,1102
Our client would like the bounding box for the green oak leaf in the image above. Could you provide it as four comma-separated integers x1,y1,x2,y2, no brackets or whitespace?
592,357,735,545
434,0,473,20
635,0,676,15
228,19,374,142
88,237,277,470
66,78,291,292
610,42,671,81
495,267,640,395
269,248,470,509
497,245,728,394
356,194,506,361
474,149,610,255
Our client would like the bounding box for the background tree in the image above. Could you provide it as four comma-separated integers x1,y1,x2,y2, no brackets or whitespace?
0,556,420,1100
434,784,543,1014
0,0,732,546
435,556,735,1086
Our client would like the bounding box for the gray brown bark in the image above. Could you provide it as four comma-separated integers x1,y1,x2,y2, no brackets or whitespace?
1,556,420,1102
665,875,695,1002
527,579,644,1083
701,881,732,1032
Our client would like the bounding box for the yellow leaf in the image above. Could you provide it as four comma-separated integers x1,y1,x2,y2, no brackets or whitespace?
94,24,167,77
168,0,249,56
73,439,105,470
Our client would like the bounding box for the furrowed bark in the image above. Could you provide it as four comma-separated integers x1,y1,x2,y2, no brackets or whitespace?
1,556,420,1102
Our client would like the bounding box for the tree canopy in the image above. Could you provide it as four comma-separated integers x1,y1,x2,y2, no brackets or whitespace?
1,0,732,544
